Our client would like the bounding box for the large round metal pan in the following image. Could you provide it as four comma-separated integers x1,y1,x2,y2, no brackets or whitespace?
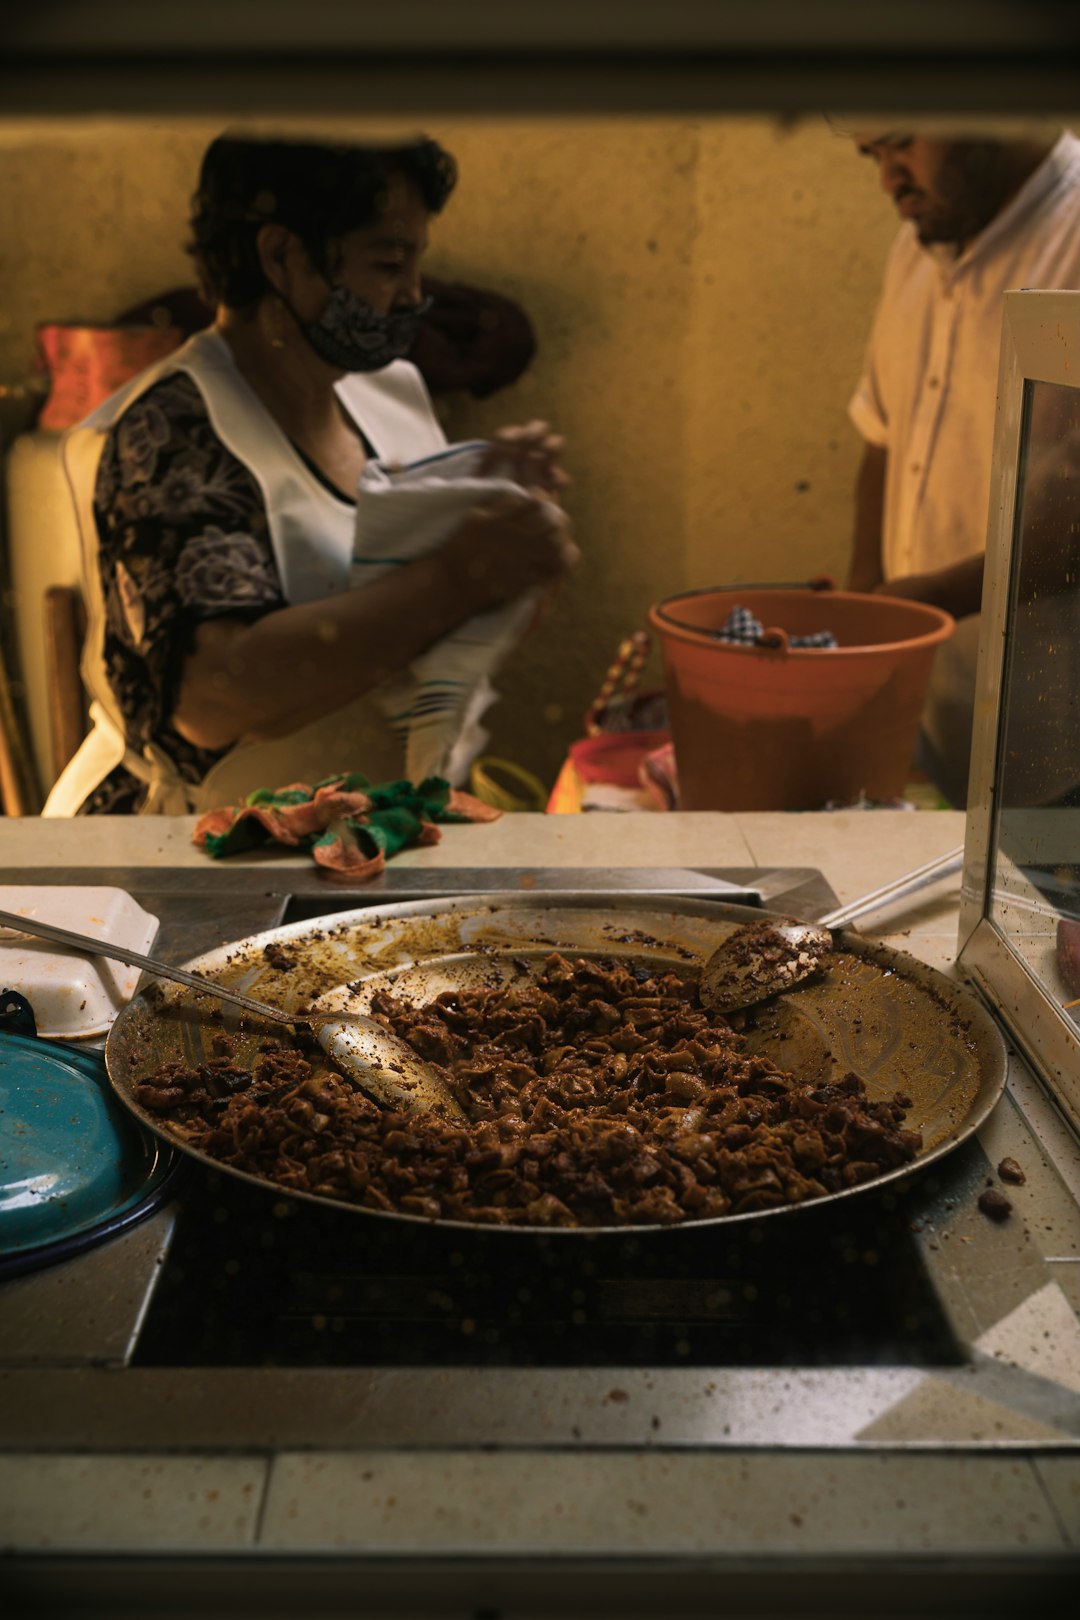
104,894,1007,1234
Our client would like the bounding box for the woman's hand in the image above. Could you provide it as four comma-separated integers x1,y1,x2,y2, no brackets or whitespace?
479,419,569,499
441,490,580,611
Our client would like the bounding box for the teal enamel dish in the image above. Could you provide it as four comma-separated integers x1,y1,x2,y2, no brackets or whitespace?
0,1032,185,1275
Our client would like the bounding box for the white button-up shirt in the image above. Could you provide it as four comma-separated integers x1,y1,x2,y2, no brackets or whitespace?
849,132,1080,582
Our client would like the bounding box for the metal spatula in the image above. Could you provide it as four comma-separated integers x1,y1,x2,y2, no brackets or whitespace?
700,844,965,1014
0,906,464,1120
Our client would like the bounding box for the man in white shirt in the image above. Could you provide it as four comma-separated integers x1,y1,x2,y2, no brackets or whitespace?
847,129,1080,805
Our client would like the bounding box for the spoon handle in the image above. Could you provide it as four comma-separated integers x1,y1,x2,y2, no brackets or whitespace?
820,845,965,931
0,906,301,1028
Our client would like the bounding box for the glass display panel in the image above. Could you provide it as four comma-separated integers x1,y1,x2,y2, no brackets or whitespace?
989,378,1080,1025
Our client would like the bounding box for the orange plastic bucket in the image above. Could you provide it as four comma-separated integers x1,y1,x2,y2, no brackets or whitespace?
647,585,954,811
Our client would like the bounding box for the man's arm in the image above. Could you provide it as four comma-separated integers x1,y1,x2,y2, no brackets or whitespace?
874,553,985,618
846,443,887,592
845,441,984,616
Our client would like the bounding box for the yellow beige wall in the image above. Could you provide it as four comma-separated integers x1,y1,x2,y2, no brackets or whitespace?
0,116,900,790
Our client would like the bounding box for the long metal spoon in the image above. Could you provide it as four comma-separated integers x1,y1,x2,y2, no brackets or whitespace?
0,906,464,1120
700,844,965,1014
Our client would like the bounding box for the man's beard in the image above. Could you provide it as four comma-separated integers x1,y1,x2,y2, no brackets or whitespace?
915,142,1023,247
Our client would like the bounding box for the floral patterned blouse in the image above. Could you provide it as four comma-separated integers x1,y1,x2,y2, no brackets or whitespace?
84,372,290,813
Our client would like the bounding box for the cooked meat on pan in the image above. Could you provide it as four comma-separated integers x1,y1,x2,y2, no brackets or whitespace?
132,952,921,1227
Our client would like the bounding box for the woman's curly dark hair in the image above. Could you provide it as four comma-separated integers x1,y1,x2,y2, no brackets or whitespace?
188,133,458,311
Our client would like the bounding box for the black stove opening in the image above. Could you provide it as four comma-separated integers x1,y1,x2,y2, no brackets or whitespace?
133,1167,961,1369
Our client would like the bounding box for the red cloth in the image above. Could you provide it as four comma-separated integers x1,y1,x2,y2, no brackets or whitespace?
34,324,185,430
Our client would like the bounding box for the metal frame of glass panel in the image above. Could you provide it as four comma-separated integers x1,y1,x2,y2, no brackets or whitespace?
959,288,1080,1134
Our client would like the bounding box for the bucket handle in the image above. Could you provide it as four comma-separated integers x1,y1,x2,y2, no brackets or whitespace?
699,575,835,594
661,575,834,598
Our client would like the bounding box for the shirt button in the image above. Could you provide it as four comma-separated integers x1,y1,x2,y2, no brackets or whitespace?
927,377,940,389
911,462,922,475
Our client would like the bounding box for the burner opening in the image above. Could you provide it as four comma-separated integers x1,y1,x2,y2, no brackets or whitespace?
133,1170,961,1370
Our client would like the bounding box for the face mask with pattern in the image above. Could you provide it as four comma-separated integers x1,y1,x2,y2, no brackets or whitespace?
298,286,431,372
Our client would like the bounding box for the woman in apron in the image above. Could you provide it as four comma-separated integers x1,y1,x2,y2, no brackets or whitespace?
46,132,576,816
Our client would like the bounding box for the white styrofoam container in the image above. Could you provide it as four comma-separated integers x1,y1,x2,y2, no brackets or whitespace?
0,887,160,1039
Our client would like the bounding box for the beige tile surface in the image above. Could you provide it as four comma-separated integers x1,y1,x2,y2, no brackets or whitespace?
1035,1454,1080,1546
855,1375,1069,1445
261,1450,1062,1554
0,1454,265,1550
405,811,758,869
0,810,966,894
975,1282,1080,1395
734,810,966,916
1052,1262,1080,1314
0,811,758,873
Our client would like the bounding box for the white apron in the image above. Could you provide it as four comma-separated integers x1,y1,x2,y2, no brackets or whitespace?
43,329,445,816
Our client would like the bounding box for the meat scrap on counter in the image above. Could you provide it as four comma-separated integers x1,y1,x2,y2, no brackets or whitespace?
132,953,923,1227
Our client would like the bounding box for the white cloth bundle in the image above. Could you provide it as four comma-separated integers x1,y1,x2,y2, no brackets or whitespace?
351,441,544,787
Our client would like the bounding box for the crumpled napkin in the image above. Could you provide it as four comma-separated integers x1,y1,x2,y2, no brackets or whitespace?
193,772,501,883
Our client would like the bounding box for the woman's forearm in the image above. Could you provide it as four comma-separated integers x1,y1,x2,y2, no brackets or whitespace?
172,493,577,750
173,548,479,749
